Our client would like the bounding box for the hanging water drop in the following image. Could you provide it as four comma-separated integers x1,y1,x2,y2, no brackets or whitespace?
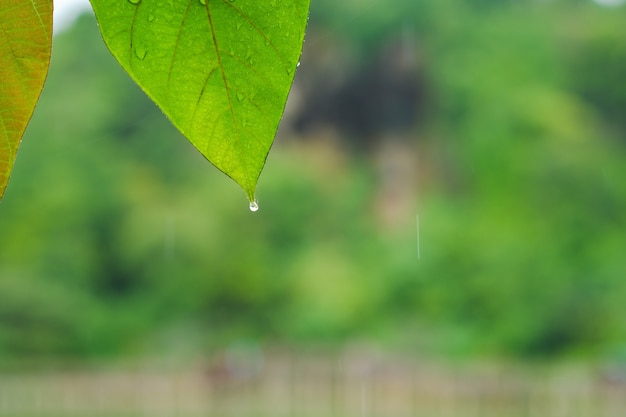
199,0,206,5
249,200,259,212
148,14,155,22
127,0,142,4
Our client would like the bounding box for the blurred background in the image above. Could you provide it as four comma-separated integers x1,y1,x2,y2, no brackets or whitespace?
1,0,626,415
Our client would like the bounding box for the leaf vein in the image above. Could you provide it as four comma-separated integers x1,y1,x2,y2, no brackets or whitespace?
218,0,290,70
204,0,244,170
219,48,277,92
165,0,196,110
128,2,141,68
28,0,48,36
190,66,219,132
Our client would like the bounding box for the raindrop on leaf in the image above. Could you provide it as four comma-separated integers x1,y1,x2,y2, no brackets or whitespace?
134,46,148,60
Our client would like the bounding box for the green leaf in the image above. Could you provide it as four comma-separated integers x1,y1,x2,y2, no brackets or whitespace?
0,0,53,201
89,0,310,202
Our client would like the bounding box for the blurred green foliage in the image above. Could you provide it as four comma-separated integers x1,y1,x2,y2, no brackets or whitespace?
0,0,625,363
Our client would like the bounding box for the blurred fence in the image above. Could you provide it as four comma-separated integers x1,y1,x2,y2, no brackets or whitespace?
0,351,625,417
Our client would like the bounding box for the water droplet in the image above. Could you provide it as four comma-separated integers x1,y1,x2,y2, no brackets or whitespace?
134,46,147,60
199,0,206,5
127,0,141,4
249,200,259,212
236,92,245,102
147,14,155,22
236,21,243,30
297,61,301,68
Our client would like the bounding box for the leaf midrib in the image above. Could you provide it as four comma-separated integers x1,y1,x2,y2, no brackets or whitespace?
204,0,244,178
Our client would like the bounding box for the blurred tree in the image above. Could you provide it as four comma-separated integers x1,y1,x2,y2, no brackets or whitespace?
1,1,626,363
